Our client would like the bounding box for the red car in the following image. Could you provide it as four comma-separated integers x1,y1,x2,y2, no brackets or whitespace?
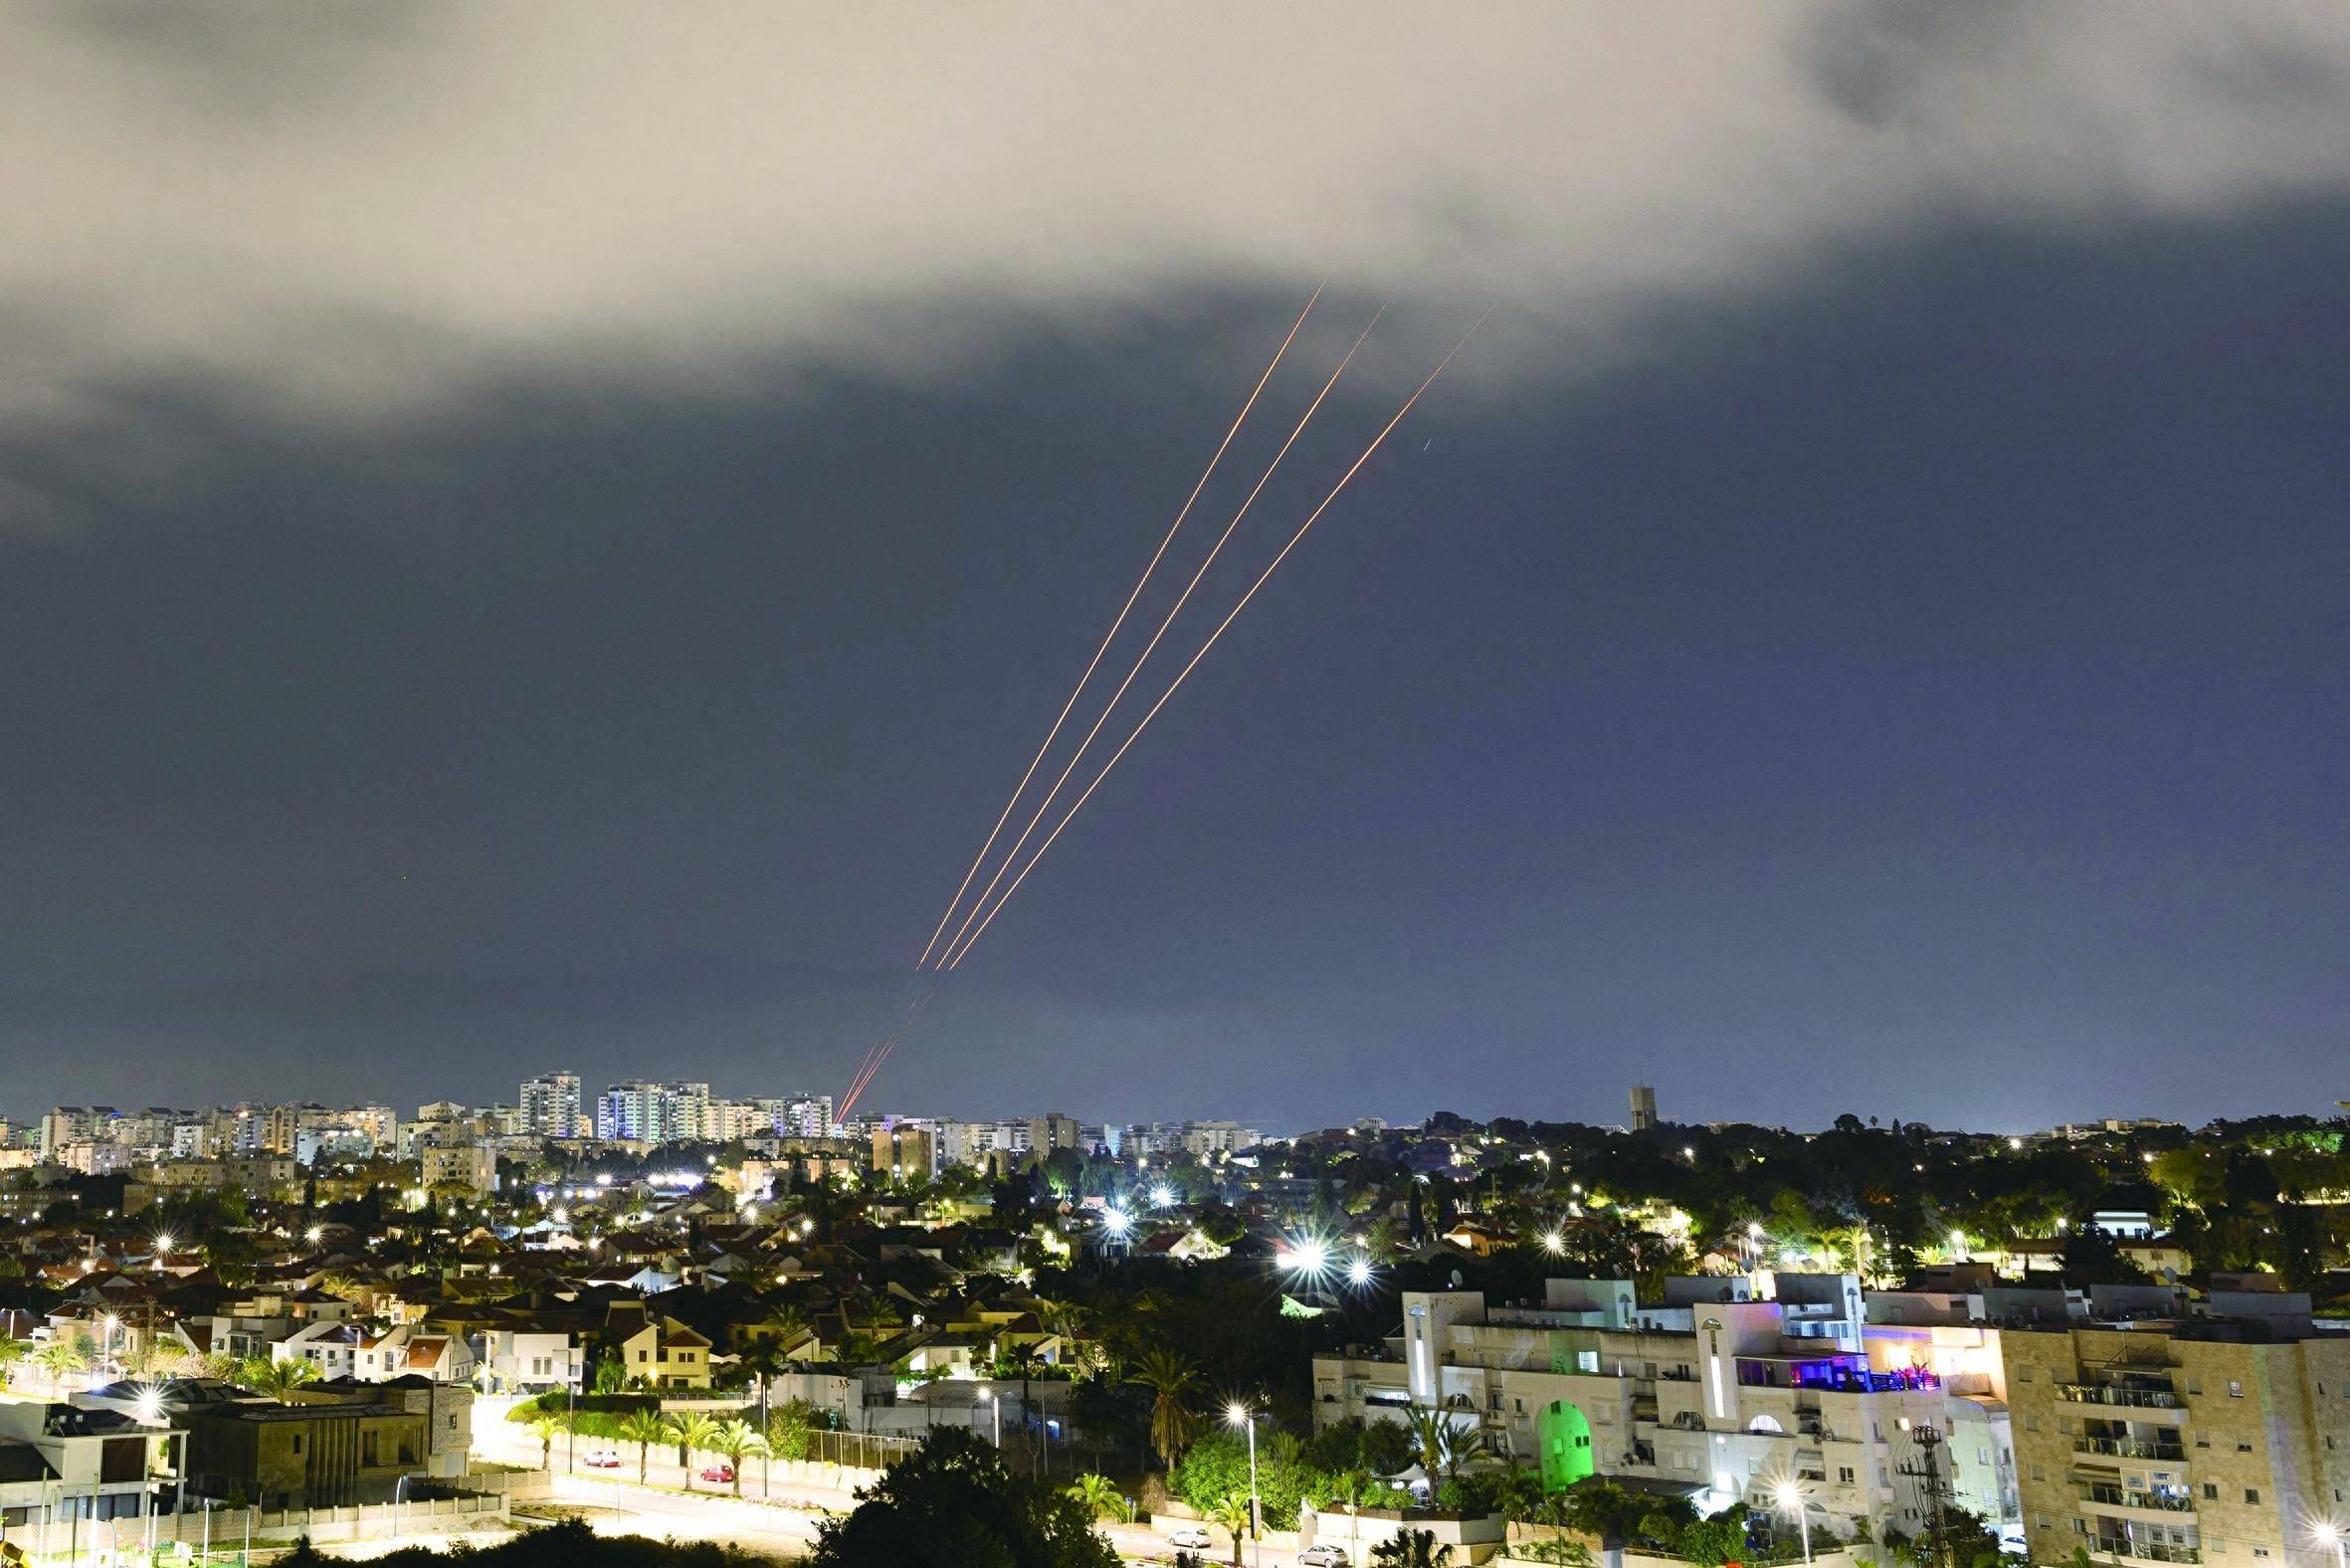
698,1464,735,1483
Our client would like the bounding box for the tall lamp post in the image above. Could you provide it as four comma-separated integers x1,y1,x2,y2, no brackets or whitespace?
1774,1479,1813,1566
1225,1403,1261,1568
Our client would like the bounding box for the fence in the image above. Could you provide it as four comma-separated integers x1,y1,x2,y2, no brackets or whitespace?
0,1494,510,1564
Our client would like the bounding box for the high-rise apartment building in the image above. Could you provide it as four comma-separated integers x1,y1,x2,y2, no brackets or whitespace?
520,1072,582,1140
2005,1286,2350,1568
593,1081,713,1145
1631,1083,1659,1131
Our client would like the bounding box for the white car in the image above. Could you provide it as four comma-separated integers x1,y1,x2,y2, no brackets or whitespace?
1298,1549,1350,1567
1167,1525,1214,1550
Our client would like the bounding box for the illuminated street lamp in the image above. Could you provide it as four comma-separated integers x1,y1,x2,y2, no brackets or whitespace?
1226,1403,1261,1568
2310,1521,2345,1568
1149,1184,1174,1210
1773,1479,1812,1566
1346,1256,1373,1287
1540,1230,1565,1256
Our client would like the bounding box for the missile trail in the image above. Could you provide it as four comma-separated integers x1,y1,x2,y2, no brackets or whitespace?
940,313,1486,971
928,305,1385,971
910,285,1325,970
837,982,935,1118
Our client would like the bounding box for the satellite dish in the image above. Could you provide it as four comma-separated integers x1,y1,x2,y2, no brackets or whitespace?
1450,1270,1464,1288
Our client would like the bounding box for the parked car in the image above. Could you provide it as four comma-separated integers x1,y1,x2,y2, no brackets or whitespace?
1167,1525,1214,1550
1298,1549,1350,1567
698,1463,736,1483
582,1450,623,1470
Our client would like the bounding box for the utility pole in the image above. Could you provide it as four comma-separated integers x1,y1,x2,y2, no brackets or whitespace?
1895,1420,1952,1568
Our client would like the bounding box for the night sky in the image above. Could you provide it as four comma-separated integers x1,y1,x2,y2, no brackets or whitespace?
4,6,2347,1131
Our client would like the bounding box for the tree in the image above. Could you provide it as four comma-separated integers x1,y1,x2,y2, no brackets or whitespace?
527,1410,567,1470
236,1357,321,1403
765,1402,815,1465
1003,1342,1046,1459
666,1411,720,1488
1203,1490,1255,1568
1129,1348,1201,1470
1066,1471,1129,1523
707,1421,767,1497
0,1336,29,1385
1326,1469,1373,1563
808,1427,1118,1568
1370,1527,1455,1567
619,1410,666,1485
593,1354,628,1394
1404,1407,1466,1488
34,1336,89,1389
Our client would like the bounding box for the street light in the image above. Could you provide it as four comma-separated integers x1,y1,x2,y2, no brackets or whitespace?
1773,1479,1812,1566
979,1391,1000,1449
2310,1520,2345,1568
1226,1403,1261,1568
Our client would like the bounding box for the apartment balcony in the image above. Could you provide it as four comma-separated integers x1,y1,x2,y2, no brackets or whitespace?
2079,1483,2197,1519
2073,1437,2187,1463
2057,1383,2183,1411
2094,1543,2200,1566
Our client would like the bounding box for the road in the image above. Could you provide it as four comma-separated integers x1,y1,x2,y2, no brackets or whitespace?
481,1422,1341,1566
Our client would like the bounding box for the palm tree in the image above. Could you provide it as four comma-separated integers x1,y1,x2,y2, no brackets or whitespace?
1002,1342,1044,1458
764,1303,814,1358
665,1410,720,1489
1371,1528,1455,1567
1066,1471,1129,1523
0,1336,29,1388
707,1420,767,1496
1328,1468,1373,1562
35,1336,89,1391
619,1409,665,1485
526,1409,566,1470
1129,1347,1201,1470
737,1340,788,1428
1205,1490,1255,1568
1405,1405,1466,1489
240,1358,320,1403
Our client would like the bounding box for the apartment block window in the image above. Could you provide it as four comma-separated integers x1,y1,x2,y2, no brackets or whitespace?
2196,1438,2211,1449
2228,1380,2244,1399
2203,1484,2218,1500
1577,1350,1599,1373
2237,1443,2252,1453
2017,1368,2033,1382
2253,1552,2270,1559
2026,1415,2041,1433
2245,1488,2260,1504
2187,1379,2202,1396
1839,1468,1856,1484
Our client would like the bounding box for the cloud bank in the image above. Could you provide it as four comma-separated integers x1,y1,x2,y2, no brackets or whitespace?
6,1,2350,436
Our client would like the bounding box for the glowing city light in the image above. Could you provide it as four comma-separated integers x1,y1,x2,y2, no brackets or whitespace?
1346,1256,1373,1286
1541,1230,1565,1255
1102,1207,1131,1237
1226,1402,1250,1427
1149,1184,1174,1209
